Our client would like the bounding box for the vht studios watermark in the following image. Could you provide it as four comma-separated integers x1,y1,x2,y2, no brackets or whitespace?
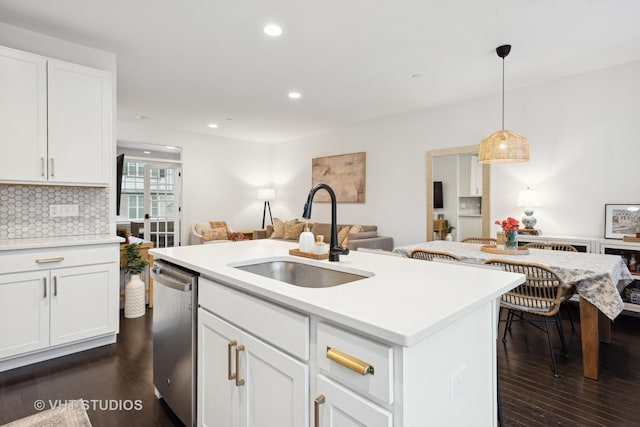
34,399,143,411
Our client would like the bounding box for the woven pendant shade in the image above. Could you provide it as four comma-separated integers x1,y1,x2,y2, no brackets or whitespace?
478,44,529,164
478,130,529,164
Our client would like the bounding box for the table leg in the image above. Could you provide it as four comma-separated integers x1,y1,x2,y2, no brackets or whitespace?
579,296,599,380
598,310,611,344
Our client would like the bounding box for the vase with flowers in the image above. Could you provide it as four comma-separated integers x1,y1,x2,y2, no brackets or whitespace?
495,217,520,250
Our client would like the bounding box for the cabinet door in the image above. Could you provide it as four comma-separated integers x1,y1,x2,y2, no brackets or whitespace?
241,330,309,427
47,59,112,185
198,309,242,427
0,271,49,359
0,46,47,183
49,264,118,346
315,375,392,427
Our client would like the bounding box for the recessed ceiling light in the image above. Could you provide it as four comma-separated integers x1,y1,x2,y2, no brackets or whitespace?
208,123,219,129
143,151,151,154
263,24,283,37
288,92,301,99
165,146,177,150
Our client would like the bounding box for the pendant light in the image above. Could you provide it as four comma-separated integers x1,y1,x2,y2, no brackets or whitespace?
478,44,529,164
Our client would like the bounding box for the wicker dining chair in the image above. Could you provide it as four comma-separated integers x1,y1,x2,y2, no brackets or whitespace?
525,242,578,330
409,249,461,262
461,237,497,245
525,242,577,252
484,258,575,377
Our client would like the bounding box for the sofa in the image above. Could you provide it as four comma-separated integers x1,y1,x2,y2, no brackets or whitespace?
253,218,394,251
191,221,239,245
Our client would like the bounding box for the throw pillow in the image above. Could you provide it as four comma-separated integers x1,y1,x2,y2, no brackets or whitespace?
270,218,285,239
284,219,304,240
338,225,351,247
202,227,228,241
208,221,228,234
194,222,211,235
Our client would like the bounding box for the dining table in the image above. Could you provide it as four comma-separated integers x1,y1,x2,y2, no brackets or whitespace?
393,240,634,380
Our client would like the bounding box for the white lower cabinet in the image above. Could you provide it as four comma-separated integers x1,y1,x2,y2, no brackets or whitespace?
49,264,117,346
198,308,309,427
314,375,392,427
0,244,119,370
197,278,498,427
0,271,49,359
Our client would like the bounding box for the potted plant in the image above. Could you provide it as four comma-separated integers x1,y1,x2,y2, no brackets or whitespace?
444,220,455,241
123,243,149,318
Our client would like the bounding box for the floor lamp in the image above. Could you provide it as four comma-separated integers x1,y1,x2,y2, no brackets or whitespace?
258,188,275,229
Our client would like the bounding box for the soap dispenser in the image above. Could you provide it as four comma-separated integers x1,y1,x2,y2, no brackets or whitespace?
299,223,314,253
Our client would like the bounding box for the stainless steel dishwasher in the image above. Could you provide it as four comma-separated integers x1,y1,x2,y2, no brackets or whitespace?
151,259,198,427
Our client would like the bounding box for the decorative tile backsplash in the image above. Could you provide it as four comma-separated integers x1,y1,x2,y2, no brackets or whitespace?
0,185,110,240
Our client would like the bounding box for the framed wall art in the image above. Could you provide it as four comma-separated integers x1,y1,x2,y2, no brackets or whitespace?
604,204,640,239
312,152,366,203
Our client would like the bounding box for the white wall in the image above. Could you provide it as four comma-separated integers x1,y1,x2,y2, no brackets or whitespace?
117,121,273,244
272,60,640,247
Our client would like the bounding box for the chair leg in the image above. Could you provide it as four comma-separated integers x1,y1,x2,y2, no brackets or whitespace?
555,313,569,358
544,317,560,378
502,310,514,344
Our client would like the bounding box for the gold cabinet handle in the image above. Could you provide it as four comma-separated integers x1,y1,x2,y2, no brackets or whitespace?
36,257,64,264
235,345,245,386
326,347,374,375
314,395,325,427
227,340,237,380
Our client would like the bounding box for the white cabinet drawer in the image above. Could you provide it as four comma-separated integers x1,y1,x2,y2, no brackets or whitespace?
315,375,392,427
0,244,117,274
199,277,310,360
317,322,394,404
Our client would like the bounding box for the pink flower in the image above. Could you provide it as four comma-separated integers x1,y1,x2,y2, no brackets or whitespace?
495,217,520,231
227,231,245,241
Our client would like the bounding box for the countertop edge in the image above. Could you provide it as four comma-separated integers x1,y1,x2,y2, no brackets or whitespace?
0,235,124,251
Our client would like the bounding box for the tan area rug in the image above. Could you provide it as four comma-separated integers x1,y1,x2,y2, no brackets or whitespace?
1,400,91,427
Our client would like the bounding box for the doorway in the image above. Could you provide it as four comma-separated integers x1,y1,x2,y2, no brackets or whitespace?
117,142,183,248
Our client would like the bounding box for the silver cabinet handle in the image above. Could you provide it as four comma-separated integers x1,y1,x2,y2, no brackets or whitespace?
36,257,64,264
43,277,47,298
41,157,45,177
53,276,57,296
49,158,55,177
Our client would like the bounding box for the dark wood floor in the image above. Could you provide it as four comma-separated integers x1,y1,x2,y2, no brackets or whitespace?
0,310,182,427
0,305,639,426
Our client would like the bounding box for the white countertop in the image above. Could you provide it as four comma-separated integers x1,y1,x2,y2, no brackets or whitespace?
150,240,524,347
0,234,124,251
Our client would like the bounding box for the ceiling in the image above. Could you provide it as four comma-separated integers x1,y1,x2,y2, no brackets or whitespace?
2,0,640,144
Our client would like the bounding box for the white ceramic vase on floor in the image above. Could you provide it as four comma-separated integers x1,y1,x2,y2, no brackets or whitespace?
125,274,146,318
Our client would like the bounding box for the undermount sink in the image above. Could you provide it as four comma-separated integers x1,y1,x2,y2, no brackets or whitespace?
232,259,371,288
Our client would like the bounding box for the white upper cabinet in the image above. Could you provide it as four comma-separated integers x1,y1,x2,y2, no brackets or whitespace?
0,46,47,182
0,45,113,186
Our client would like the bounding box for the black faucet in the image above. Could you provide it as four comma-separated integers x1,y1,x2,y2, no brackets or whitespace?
302,183,349,262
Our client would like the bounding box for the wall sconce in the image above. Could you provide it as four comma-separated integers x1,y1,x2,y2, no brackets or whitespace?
517,186,540,234
258,188,275,229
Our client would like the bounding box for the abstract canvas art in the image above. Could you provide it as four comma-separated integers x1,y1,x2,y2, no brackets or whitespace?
312,152,366,203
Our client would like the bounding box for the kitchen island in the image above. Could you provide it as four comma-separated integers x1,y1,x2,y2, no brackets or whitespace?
150,239,524,426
